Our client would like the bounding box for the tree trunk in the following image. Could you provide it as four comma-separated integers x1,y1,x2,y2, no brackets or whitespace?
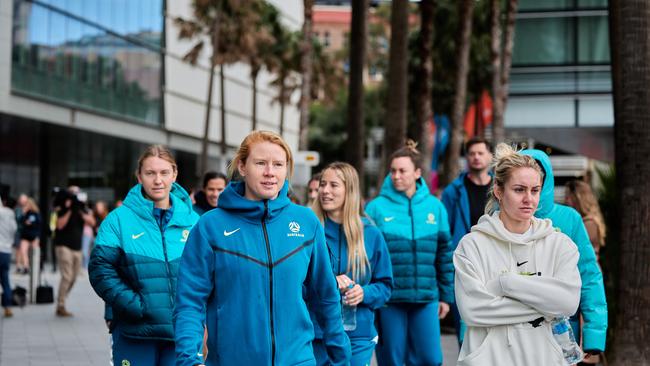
298,0,314,151
279,73,286,137
609,0,650,363
384,0,410,163
251,66,259,131
346,0,369,190
199,18,220,178
219,64,227,155
441,0,474,187
498,0,518,142
490,0,504,145
416,0,435,187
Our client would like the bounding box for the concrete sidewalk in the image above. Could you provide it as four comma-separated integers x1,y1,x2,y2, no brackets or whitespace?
0,264,459,366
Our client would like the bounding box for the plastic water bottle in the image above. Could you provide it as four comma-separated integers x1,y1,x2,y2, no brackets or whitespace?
342,284,356,331
551,317,583,364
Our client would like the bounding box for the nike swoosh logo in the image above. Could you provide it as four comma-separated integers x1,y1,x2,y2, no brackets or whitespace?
384,217,395,222
131,232,145,240
516,261,528,267
224,228,241,237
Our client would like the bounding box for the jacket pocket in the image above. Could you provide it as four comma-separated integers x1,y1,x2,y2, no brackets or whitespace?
457,327,498,365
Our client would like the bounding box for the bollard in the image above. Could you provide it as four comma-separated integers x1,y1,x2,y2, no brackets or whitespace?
29,246,41,304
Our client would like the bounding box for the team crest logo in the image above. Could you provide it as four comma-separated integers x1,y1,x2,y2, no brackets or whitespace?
288,221,304,237
181,230,190,242
122,360,131,366
426,213,436,225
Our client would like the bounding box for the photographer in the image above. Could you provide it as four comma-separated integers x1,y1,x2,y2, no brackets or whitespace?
53,186,95,317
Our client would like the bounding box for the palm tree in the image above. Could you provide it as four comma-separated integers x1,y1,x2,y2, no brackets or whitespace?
268,29,300,137
415,0,435,186
608,1,650,364
347,0,369,189
299,0,315,150
384,0,410,160
441,0,475,187
490,0,518,145
174,0,225,177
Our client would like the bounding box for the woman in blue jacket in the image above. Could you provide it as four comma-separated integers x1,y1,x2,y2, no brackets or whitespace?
174,131,351,366
89,145,199,366
311,162,393,366
365,141,454,366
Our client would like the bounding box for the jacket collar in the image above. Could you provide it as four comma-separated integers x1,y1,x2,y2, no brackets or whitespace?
217,180,291,222
378,175,431,205
123,182,195,227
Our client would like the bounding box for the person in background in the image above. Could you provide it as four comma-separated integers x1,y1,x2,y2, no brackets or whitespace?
89,145,199,365
0,197,17,317
174,130,350,366
564,180,606,262
441,137,493,343
521,149,607,363
193,172,228,216
366,141,454,366
311,162,393,366
18,197,41,275
13,194,27,274
454,144,581,365
53,187,96,317
306,173,321,206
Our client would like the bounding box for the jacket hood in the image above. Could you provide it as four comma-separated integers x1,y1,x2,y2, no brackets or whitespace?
471,212,555,245
123,182,195,226
217,180,291,222
520,149,555,217
379,174,431,205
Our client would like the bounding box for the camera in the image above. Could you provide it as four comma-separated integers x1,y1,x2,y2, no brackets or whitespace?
52,187,89,213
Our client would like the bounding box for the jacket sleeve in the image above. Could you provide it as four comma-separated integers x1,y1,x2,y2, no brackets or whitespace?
88,214,144,321
495,241,581,318
361,228,393,310
305,224,351,366
454,239,545,327
174,223,214,366
436,204,455,304
571,217,608,352
441,186,456,232
364,200,379,227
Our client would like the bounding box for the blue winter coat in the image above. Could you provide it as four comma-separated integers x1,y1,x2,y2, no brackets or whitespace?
89,183,199,341
310,217,393,341
173,181,351,366
365,176,454,304
441,172,472,250
521,149,608,352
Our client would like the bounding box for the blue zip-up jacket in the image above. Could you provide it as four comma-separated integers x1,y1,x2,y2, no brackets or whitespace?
89,183,199,340
441,172,472,250
365,176,454,304
174,181,351,366
310,217,393,341
522,149,608,352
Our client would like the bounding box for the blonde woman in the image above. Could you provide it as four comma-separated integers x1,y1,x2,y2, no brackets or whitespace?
18,197,41,274
174,131,351,366
454,144,581,365
565,180,606,261
311,162,393,366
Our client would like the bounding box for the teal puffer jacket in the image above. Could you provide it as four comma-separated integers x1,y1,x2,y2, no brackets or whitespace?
366,176,454,304
89,183,199,341
521,149,608,352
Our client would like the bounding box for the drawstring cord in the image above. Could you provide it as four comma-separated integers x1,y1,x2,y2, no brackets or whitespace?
507,241,514,347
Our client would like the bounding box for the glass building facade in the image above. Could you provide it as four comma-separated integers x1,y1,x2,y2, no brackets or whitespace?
510,0,611,97
11,0,164,125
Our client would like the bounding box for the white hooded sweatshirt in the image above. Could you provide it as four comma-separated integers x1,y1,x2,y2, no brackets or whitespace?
454,212,581,366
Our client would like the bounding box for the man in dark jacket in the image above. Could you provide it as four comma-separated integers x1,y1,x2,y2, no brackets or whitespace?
193,172,227,215
441,137,493,343
54,186,95,317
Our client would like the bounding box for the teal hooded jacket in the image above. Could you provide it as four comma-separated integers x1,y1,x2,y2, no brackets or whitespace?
521,149,608,352
89,182,199,341
366,176,454,304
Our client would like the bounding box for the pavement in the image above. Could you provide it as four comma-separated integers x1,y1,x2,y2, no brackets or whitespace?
0,263,459,366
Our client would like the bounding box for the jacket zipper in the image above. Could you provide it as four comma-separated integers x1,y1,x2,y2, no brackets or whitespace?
261,201,276,366
409,199,417,292
158,220,174,309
